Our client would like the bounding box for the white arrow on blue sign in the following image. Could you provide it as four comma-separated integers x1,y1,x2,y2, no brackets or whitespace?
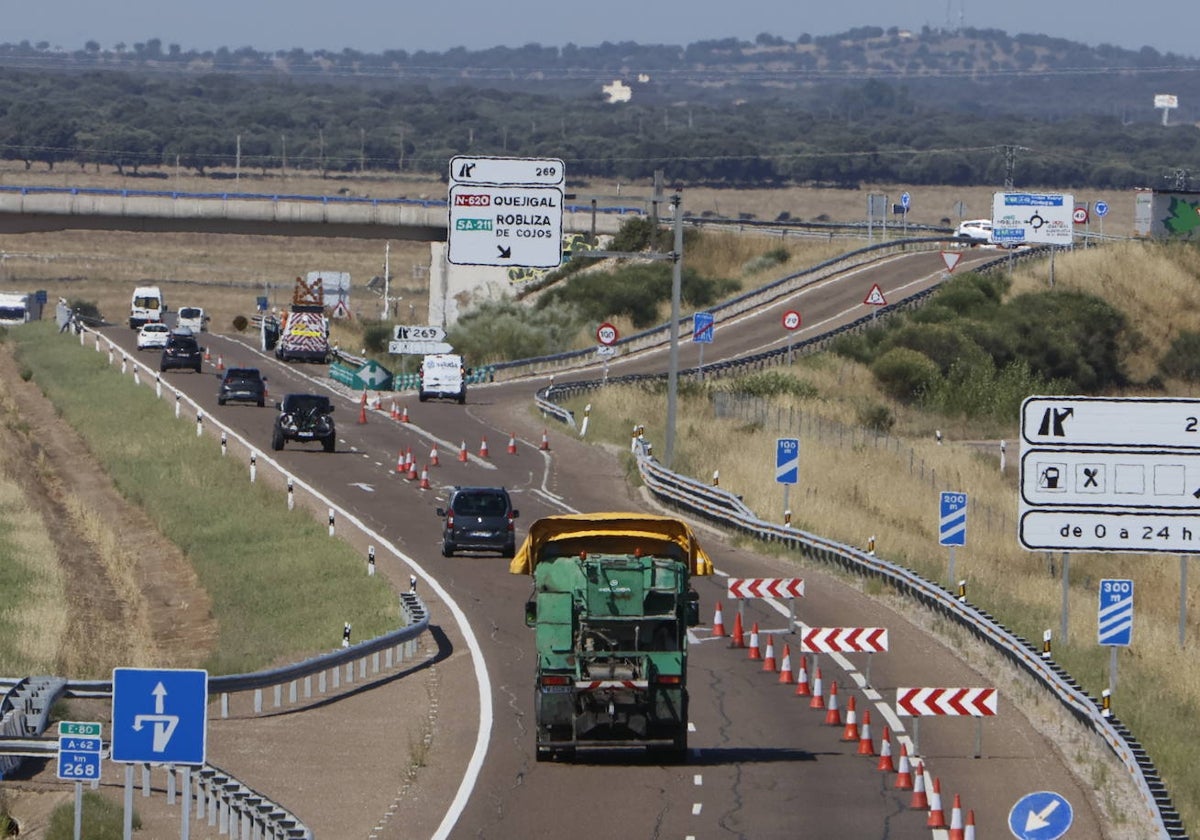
776,438,799,485
1098,578,1133,646
111,667,208,765
1008,790,1073,840
939,491,967,546
692,311,715,344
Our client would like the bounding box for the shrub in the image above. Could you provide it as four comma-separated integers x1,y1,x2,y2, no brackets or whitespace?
1160,331,1200,381
857,401,896,432
232,315,249,332
360,322,391,355
870,347,940,402
722,370,819,398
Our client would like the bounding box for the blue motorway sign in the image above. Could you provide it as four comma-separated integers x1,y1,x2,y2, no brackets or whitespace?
111,667,208,765
692,311,714,344
939,491,967,547
1008,791,1073,840
776,438,799,485
56,735,102,782
1098,578,1133,646
900,191,911,208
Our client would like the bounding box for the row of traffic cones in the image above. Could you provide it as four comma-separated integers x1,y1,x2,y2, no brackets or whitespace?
711,602,974,838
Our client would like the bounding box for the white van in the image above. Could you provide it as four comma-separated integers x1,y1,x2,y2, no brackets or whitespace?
176,306,208,333
418,353,466,404
129,285,166,329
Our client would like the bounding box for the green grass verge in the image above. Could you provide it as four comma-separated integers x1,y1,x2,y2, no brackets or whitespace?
10,323,399,675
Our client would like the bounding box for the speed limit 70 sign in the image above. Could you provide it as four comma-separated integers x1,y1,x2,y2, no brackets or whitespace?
782,310,802,331
596,322,618,346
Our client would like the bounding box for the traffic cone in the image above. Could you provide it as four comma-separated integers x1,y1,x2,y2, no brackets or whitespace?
711,603,726,637
777,645,794,684
809,667,825,709
204,347,211,361
823,680,841,726
429,444,440,466
761,635,777,671
419,465,431,490
396,449,406,474
926,778,946,828
876,726,895,771
400,405,409,423
840,694,858,739
965,810,976,840
480,436,490,458
216,354,224,371
794,655,811,696
947,794,965,840
539,429,550,450
390,400,399,420
407,457,419,481
507,432,517,454
909,759,927,807
358,391,368,424
729,611,744,648
747,623,761,660
894,744,913,789
458,441,469,462
857,710,875,755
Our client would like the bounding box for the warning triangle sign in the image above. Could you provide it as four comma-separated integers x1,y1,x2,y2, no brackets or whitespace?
941,251,963,273
864,284,887,306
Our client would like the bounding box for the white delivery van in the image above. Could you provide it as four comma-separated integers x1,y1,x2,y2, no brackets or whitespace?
129,285,166,329
176,306,208,333
0,292,34,326
418,353,466,404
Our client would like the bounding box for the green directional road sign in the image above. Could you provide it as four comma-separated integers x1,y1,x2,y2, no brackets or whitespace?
58,721,102,737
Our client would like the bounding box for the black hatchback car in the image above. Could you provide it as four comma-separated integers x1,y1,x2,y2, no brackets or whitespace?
218,368,267,407
159,331,204,373
437,486,519,557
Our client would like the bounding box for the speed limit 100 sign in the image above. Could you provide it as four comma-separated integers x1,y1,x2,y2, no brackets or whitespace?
782,310,802,331
596,322,618,346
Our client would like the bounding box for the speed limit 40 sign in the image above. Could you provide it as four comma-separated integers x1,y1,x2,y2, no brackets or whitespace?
596,322,618,346
782,310,802,331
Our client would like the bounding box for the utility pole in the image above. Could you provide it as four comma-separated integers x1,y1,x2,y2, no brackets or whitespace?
1004,146,1017,190
664,189,683,469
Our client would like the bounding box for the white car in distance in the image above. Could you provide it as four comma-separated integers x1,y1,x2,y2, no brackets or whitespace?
136,322,171,351
955,218,993,243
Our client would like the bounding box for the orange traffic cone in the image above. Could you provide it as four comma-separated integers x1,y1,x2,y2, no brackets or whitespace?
458,441,469,462
794,655,810,696
429,444,440,466
396,449,406,474
216,354,224,371
507,432,517,454
947,794,965,840
358,391,368,424
407,457,419,481
747,623,761,660
840,694,859,740
480,436,490,458
895,744,913,790
390,400,399,420
823,681,841,726
909,760,928,809
777,645,794,684
712,603,726,637
204,347,211,361
857,710,875,755
419,465,431,490
876,726,895,771
539,429,550,450
761,635,777,671
400,405,409,423
965,809,976,840
926,778,946,828
729,610,745,648
809,667,825,709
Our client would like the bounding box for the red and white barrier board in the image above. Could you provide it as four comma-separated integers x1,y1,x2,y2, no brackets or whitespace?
896,687,997,717
727,578,805,599
800,627,888,653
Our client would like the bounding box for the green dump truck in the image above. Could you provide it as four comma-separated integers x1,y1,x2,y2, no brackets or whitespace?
510,512,714,762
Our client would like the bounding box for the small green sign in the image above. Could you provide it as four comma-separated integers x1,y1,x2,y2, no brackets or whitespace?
455,218,493,231
58,721,102,737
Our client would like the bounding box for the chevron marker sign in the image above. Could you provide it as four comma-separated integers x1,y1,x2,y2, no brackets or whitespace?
800,627,889,653
896,687,997,717
727,578,805,599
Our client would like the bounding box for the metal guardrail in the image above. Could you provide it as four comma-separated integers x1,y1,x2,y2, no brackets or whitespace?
527,246,1185,838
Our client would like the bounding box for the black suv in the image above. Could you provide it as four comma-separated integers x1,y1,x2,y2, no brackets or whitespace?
218,368,267,407
272,393,336,452
437,486,519,557
159,332,203,373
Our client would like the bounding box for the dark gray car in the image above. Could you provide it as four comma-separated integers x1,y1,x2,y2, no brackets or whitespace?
437,486,519,557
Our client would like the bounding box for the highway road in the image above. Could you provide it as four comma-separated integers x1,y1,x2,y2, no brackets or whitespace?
88,245,1124,839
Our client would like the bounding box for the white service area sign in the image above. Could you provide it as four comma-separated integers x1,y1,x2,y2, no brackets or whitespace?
450,155,565,186
447,184,564,268
992,192,1074,246
1019,396,1200,552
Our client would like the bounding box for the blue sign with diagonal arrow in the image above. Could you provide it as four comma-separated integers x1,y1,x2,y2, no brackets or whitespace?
1008,790,1073,839
111,667,208,765
939,491,967,546
1098,578,1133,646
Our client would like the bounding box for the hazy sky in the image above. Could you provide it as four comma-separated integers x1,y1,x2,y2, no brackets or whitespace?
9,0,1197,59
